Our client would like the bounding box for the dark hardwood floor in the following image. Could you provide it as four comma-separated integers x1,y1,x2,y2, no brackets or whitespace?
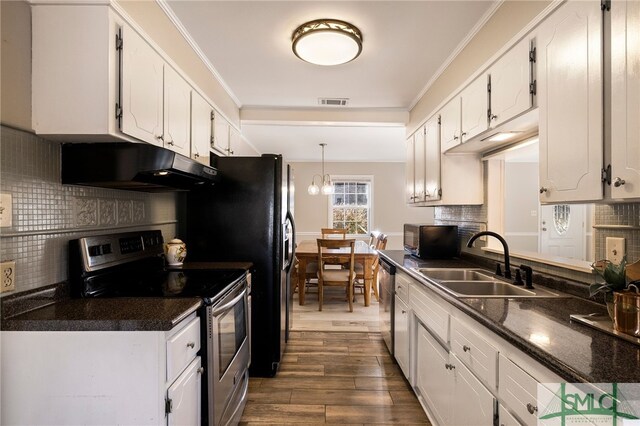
240,331,431,425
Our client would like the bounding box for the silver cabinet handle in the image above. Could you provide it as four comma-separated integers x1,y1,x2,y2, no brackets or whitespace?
167,140,174,146
453,135,459,140
461,132,467,137
527,403,538,414
539,187,548,194
490,114,498,120
197,367,204,374
186,342,195,349
401,310,406,314
397,285,402,289
463,345,471,352
156,134,164,142
445,363,456,370
614,177,626,187
194,153,200,158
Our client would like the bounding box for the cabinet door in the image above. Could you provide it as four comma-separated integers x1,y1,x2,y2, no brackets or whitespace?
537,0,603,203
414,127,426,202
405,135,416,203
416,323,452,426
461,75,489,142
191,92,213,165
450,354,495,426
440,98,461,152
212,111,230,155
393,296,410,379
229,126,242,156
498,404,522,426
167,356,202,426
121,26,164,146
424,116,441,201
490,38,532,127
611,0,640,199
164,66,191,157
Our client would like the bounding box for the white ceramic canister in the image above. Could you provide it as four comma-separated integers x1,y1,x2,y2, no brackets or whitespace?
164,238,187,266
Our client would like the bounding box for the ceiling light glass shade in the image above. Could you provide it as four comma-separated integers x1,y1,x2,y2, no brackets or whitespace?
292,19,363,66
321,181,334,195
308,182,320,195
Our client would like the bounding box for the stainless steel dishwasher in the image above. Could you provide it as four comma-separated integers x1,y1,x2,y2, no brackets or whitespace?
378,258,396,354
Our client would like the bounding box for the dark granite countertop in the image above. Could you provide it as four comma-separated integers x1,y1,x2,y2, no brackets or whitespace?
380,250,640,383
2,298,202,331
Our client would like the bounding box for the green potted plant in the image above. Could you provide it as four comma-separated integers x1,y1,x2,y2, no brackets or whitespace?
589,256,628,320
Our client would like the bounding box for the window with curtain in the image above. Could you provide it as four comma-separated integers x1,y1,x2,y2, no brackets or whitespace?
328,176,373,235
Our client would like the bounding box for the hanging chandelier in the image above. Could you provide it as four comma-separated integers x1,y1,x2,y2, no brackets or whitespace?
292,19,363,66
308,143,334,195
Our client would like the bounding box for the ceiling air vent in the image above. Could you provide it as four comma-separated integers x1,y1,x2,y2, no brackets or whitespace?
318,98,349,106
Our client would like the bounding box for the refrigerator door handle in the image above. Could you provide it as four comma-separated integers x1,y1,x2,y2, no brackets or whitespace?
287,211,296,269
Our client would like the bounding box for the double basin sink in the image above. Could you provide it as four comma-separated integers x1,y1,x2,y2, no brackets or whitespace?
412,268,561,298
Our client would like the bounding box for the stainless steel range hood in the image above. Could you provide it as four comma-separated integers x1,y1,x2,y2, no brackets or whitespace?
62,143,218,192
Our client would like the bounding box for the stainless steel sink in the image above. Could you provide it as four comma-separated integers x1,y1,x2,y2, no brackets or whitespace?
438,280,536,297
415,268,494,281
412,267,562,298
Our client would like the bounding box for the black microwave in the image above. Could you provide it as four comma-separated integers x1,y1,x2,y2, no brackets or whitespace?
403,224,460,259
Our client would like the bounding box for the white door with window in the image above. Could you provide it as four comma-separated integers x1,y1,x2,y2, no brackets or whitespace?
539,204,586,260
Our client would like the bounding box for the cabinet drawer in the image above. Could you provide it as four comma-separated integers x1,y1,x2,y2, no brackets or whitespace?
395,272,411,303
499,354,540,426
167,317,201,384
410,282,449,343
451,317,498,390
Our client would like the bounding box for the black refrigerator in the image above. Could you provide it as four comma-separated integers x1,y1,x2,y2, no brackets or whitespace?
185,154,295,378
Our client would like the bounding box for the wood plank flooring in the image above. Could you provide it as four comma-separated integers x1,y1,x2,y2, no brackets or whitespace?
240,331,430,425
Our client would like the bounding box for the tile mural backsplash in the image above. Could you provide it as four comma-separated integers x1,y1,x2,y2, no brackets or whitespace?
0,126,178,294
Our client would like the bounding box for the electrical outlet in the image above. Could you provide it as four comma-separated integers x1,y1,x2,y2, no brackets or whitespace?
606,237,625,265
1,261,16,292
0,194,12,227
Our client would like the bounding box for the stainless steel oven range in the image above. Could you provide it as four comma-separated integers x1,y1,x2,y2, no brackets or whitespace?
69,230,251,426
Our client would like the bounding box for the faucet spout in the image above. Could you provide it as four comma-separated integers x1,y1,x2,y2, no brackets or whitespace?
467,231,512,279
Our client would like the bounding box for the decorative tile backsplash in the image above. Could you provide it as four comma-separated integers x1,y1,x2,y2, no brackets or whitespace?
0,126,178,294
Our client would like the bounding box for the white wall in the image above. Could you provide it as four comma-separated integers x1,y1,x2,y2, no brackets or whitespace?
291,161,434,250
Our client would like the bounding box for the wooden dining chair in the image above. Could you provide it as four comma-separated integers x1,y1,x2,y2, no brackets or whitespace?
354,233,387,302
321,228,347,239
317,238,356,312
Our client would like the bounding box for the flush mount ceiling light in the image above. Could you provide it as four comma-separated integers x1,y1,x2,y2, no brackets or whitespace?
308,143,334,195
292,19,363,66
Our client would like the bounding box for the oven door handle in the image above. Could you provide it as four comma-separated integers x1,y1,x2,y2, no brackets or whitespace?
211,290,246,316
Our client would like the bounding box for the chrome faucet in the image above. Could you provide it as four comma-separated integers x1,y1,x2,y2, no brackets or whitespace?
467,231,512,279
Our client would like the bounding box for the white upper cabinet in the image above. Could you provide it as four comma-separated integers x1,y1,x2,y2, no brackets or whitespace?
31,3,244,158
460,74,489,142
489,37,533,127
414,127,426,202
212,111,230,155
32,5,124,138
537,0,603,203
611,0,640,200
191,92,213,165
440,97,462,152
121,25,164,147
424,118,441,201
163,65,192,157
229,126,242,156
405,135,416,203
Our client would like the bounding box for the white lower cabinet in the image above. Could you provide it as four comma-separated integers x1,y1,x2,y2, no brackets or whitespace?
499,404,522,426
167,356,202,426
394,295,411,378
415,322,494,426
0,314,202,425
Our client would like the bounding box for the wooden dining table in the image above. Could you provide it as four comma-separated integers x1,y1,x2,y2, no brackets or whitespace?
295,239,379,307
